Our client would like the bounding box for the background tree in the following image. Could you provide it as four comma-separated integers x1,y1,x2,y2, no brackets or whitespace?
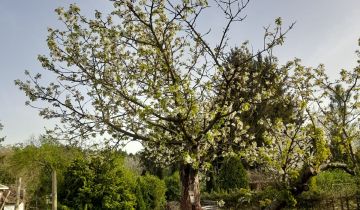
204,48,295,192
0,147,15,185
15,0,293,209
60,152,138,210
228,53,295,147
293,41,360,171
8,136,81,209
217,156,249,191
0,123,12,184
124,153,144,176
256,50,360,209
0,122,5,144
256,98,329,209
326,84,359,163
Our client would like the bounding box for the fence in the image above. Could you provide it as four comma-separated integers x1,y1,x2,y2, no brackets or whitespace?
298,195,360,210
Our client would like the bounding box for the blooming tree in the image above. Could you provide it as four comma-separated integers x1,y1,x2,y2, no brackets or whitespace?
15,0,292,208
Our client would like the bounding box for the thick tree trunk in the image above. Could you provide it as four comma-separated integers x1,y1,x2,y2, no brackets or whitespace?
180,164,201,210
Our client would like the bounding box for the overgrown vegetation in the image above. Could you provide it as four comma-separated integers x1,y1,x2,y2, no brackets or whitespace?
0,0,358,209
0,140,171,210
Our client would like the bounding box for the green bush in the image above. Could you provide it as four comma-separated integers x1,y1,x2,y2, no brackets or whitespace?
136,174,166,210
201,188,253,208
60,154,137,210
297,169,358,209
135,184,146,210
301,169,357,199
201,186,295,209
164,171,181,201
218,156,249,190
252,186,297,209
253,186,280,208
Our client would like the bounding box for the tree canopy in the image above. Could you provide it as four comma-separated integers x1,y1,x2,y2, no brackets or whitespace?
15,1,292,209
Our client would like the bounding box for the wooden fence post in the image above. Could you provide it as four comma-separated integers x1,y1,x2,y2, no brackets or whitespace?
15,177,21,210
52,169,57,210
22,188,26,210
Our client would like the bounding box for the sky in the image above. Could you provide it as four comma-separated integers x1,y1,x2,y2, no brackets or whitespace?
1,0,360,153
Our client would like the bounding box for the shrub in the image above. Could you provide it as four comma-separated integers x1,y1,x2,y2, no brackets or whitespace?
60,154,137,210
136,174,166,210
164,171,181,201
301,169,357,199
218,156,249,190
254,186,280,208
201,188,253,208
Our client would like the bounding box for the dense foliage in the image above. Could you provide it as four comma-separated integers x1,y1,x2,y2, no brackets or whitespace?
60,153,137,209
164,171,181,202
0,141,171,210
136,174,167,210
218,156,249,191
303,169,357,199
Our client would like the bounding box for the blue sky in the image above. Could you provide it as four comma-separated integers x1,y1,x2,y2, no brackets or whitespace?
1,0,360,152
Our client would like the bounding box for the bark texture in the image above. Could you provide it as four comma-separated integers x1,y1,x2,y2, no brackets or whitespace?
180,164,201,210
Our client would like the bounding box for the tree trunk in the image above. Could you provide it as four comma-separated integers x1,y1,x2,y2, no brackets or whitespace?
52,169,57,210
180,164,201,210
